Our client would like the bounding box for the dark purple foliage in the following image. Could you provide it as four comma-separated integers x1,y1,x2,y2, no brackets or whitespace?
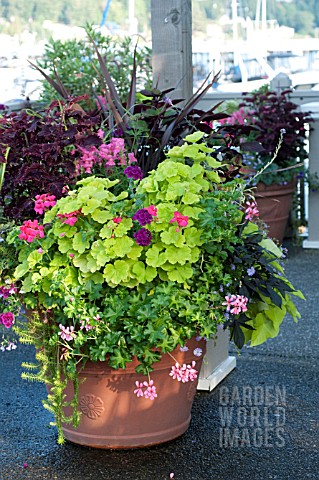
0,97,102,220
238,90,312,167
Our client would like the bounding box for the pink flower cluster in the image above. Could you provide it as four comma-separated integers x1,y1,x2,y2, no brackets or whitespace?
80,319,94,331
58,324,77,341
99,138,136,167
96,95,107,109
0,311,15,329
170,211,189,232
57,210,81,226
75,139,137,175
18,220,45,243
219,106,247,126
145,205,158,217
134,380,158,400
244,201,259,221
223,295,248,315
34,193,56,214
169,361,198,383
74,145,97,174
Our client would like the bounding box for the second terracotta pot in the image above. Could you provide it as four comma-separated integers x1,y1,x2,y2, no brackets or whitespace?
254,179,296,243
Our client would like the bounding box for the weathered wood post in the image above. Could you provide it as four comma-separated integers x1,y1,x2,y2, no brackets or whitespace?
151,0,193,100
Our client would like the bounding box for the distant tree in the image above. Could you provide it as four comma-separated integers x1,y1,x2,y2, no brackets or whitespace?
0,0,319,38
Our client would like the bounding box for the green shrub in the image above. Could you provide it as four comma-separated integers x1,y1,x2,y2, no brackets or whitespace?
36,24,152,108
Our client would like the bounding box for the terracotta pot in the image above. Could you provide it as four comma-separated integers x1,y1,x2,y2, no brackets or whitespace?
254,179,296,243
60,337,206,449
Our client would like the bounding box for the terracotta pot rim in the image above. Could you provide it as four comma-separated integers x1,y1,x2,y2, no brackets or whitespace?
77,338,207,375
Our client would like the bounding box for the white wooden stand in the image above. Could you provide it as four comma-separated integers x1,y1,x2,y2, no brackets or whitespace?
197,329,236,391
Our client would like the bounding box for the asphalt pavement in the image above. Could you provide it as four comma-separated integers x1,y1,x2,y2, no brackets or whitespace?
0,246,318,480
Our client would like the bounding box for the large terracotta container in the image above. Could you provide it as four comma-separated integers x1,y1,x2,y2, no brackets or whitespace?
61,337,206,448
254,179,296,243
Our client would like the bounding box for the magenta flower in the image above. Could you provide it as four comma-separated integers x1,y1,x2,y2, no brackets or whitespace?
0,312,15,329
75,145,98,174
0,285,16,299
57,210,81,226
133,228,152,246
113,217,122,224
19,220,45,243
97,129,104,139
123,165,143,180
34,193,56,214
128,152,137,164
169,211,189,227
133,209,153,226
145,205,158,217
99,138,127,166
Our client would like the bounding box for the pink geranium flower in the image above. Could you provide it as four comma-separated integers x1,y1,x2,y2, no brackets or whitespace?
133,379,158,400
134,381,144,398
143,380,158,400
58,324,77,341
223,294,248,314
34,193,56,214
169,361,198,383
244,201,259,221
145,205,158,217
19,220,45,243
57,210,81,226
169,211,189,227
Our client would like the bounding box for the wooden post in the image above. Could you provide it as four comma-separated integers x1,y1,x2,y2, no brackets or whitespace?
151,0,193,101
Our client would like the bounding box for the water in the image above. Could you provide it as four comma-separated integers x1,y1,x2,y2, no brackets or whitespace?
0,64,42,104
